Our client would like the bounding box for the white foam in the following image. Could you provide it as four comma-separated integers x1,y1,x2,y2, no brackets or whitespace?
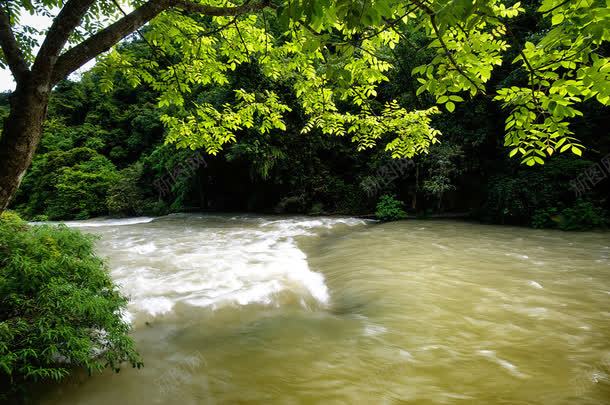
134,241,157,255
399,350,414,361
52,217,156,228
138,297,175,316
92,216,366,320
477,350,528,378
528,281,543,289
363,324,387,336
505,253,529,260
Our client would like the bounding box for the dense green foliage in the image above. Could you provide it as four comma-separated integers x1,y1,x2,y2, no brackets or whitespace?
1,0,608,402
375,195,407,222
3,1,609,230
8,75,167,219
7,1,605,169
483,158,597,224
17,148,119,220
88,0,610,165
556,201,608,231
5,53,609,229
0,212,141,401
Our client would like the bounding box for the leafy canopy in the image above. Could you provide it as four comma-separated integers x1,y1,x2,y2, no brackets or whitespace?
6,0,610,165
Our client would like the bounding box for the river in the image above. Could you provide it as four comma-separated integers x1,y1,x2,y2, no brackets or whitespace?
38,214,610,404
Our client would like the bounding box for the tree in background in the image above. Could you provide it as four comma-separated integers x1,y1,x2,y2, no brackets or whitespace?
1,0,609,212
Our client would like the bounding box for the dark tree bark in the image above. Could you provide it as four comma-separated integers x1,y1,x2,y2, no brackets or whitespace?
0,0,271,212
0,79,49,211
0,0,96,211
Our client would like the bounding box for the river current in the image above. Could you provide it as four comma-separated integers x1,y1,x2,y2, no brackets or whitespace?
38,214,610,404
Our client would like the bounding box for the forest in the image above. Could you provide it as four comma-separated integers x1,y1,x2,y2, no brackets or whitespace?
1,0,609,403
2,1,609,229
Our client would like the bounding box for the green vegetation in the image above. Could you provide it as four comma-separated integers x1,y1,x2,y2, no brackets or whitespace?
531,201,608,231
0,0,608,401
375,195,407,222
4,12,608,229
0,212,141,401
17,148,119,220
557,201,608,231
1,1,610,211
5,31,607,229
483,158,597,225
93,0,609,165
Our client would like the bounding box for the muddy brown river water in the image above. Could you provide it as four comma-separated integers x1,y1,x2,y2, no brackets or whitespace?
38,214,610,404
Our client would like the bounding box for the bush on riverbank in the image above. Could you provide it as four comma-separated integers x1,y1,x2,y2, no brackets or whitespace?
375,195,407,222
14,148,119,220
557,201,608,231
0,212,141,402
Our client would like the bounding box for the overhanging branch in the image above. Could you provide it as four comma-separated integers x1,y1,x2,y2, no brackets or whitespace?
32,0,97,79
51,0,172,84
173,0,270,16
409,0,486,95
51,0,272,85
0,5,29,82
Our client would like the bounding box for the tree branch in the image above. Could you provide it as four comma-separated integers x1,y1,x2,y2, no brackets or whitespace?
32,0,97,79
51,0,272,85
51,0,171,84
429,16,485,95
410,0,486,95
172,0,270,16
540,0,571,15
0,5,29,82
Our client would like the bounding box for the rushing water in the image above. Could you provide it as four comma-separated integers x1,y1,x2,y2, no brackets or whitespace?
38,214,610,404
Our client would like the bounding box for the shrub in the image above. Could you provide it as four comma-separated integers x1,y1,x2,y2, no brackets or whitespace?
559,201,607,231
46,166,118,219
0,212,141,401
275,195,307,214
531,207,560,229
31,214,49,222
14,148,119,220
483,157,597,225
375,195,407,222
106,163,145,216
308,202,325,215
140,200,170,217
531,202,607,231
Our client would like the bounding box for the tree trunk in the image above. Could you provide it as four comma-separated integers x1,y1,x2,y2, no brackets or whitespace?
0,0,273,214
0,79,50,212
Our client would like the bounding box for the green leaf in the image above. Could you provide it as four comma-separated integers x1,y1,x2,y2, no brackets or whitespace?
551,14,564,25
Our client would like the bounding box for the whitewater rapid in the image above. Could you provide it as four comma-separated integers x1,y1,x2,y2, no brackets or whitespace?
59,214,368,323
37,217,610,404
